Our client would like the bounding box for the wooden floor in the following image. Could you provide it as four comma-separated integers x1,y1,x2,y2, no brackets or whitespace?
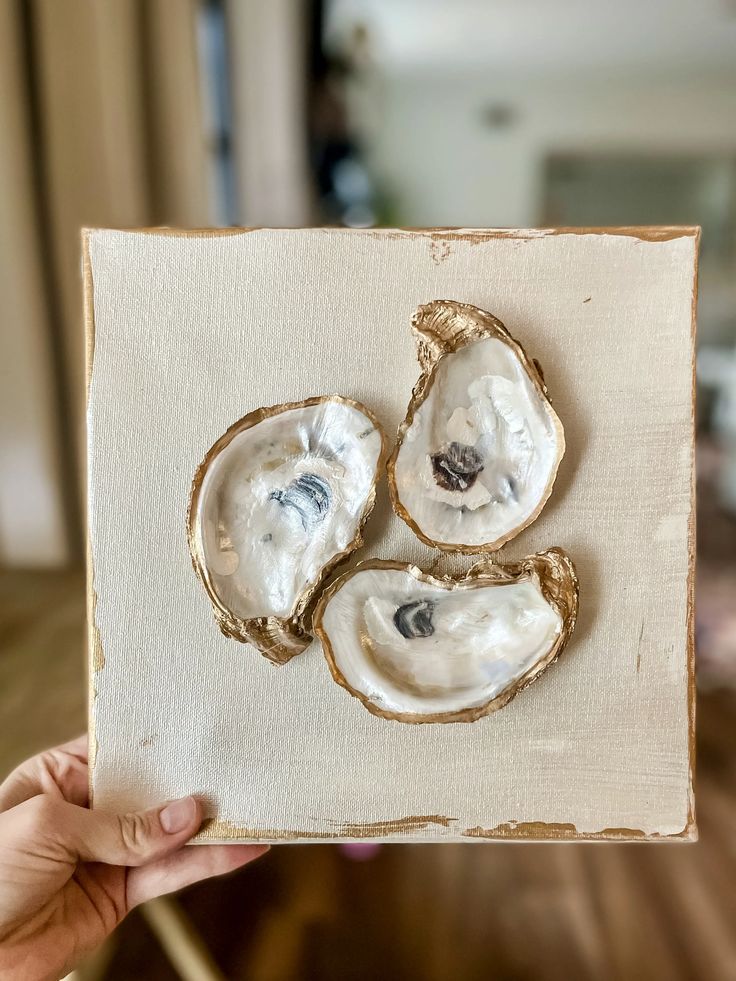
2,569,736,981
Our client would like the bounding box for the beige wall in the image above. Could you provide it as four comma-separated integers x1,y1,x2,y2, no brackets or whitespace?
363,71,736,227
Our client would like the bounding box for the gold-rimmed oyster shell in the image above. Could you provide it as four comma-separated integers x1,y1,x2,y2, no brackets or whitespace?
188,395,387,664
313,548,578,724
388,300,565,553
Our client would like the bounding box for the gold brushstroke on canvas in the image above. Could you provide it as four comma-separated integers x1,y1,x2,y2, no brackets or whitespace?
197,814,456,841
463,821,696,842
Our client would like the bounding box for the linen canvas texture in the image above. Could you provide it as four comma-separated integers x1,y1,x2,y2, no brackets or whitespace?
86,227,697,842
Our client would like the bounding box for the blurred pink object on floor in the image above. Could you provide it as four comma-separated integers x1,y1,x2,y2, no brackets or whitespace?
339,843,382,861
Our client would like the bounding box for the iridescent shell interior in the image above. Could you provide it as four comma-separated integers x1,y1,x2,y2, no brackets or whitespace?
191,398,384,629
389,301,565,552
314,550,578,723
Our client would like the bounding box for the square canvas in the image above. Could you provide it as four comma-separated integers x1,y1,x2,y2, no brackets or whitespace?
85,226,697,842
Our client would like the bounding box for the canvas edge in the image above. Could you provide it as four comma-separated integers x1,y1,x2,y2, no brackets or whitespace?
83,225,699,843
81,224,700,243
82,228,100,808
685,227,701,842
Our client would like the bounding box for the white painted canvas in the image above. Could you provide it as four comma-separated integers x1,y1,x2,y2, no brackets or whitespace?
86,227,697,842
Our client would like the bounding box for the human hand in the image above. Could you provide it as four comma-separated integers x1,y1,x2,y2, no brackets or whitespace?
0,736,268,981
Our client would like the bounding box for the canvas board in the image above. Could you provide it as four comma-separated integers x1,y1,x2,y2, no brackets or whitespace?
85,227,697,842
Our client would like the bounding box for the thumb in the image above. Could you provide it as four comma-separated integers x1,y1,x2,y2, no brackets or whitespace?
12,794,203,867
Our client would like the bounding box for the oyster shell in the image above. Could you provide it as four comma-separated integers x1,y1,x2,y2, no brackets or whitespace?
188,396,387,664
388,300,565,552
313,548,578,723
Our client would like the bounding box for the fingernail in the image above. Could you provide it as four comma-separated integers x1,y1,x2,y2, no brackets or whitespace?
160,796,197,834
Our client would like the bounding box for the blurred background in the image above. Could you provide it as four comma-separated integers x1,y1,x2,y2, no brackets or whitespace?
1,1,736,978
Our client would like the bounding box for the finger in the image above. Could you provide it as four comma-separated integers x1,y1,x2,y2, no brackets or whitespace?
55,734,89,762
127,844,269,907
0,736,90,812
7,794,203,867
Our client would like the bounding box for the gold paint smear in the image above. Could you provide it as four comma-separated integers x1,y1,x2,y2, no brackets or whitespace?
482,225,698,243
88,583,104,673
83,225,256,238
83,228,103,804
196,814,456,842
464,821,696,842
336,814,455,836
82,230,96,392
197,820,335,842
339,225,699,245
465,821,576,839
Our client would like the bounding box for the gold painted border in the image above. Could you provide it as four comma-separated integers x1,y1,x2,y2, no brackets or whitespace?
84,225,698,841
312,548,578,724
82,229,101,806
195,818,696,844
684,227,701,841
386,300,566,553
186,396,388,665
84,224,700,244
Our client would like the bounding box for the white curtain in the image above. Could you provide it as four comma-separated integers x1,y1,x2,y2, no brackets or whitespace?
226,0,314,227
0,0,213,565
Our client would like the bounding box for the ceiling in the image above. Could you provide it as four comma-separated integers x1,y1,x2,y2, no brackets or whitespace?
326,0,736,76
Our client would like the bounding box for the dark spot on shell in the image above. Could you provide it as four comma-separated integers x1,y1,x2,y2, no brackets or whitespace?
430,442,484,492
394,599,435,639
270,473,331,531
